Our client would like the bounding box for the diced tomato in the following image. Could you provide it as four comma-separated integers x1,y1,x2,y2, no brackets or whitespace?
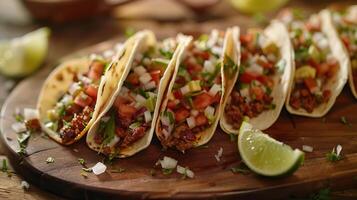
257,58,273,69
88,61,104,81
186,62,203,75
150,70,161,85
74,92,93,108
304,78,317,93
323,90,331,102
239,72,258,83
315,63,329,76
305,21,320,32
194,51,210,60
211,93,221,104
195,114,208,127
193,92,214,110
240,34,253,45
175,108,190,122
126,73,140,85
241,51,249,62
167,100,177,110
307,58,319,69
341,35,350,50
173,90,183,100
250,87,264,101
66,103,82,115
257,75,273,88
115,127,126,138
290,97,301,109
84,85,98,99
114,96,131,108
117,103,137,119
300,89,310,97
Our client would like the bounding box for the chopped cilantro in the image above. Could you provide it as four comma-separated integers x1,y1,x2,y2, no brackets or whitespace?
124,27,136,38
326,149,342,162
162,168,174,175
159,49,173,59
231,163,250,174
82,167,92,172
110,167,126,173
102,112,116,146
78,158,85,166
1,159,8,172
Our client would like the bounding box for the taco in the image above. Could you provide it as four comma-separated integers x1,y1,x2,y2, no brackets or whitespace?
279,9,348,117
86,30,185,157
37,35,138,145
330,6,357,99
220,21,293,133
155,28,238,152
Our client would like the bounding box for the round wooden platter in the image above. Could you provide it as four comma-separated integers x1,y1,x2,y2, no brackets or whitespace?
2,38,357,200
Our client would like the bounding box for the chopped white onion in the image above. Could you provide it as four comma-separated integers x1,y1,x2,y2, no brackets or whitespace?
103,50,114,58
247,63,263,74
135,94,147,104
20,181,30,190
69,82,81,95
162,128,170,139
211,46,223,56
161,115,170,126
214,147,223,162
336,144,342,156
185,168,195,178
134,66,147,76
142,58,151,66
204,106,215,117
302,145,313,153
60,94,73,105
191,109,199,117
147,92,156,98
24,108,39,121
144,81,156,90
159,156,177,169
180,85,190,95
120,86,129,95
135,54,143,62
12,122,26,133
92,162,107,175
203,60,215,73
207,30,219,48
139,73,152,85
186,117,196,129
208,84,221,97
107,135,120,147
240,88,250,98
176,165,186,174
144,111,152,123
78,74,92,85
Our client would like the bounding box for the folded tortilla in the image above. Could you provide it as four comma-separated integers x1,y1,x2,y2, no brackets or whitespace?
220,21,294,133
155,28,239,151
86,30,185,157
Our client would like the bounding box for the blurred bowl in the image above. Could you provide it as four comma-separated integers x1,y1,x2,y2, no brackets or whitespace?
21,0,135,23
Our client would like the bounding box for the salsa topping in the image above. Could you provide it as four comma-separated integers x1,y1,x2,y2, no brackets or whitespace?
280,11,339,113
225,30,281,129
159,32,226,151
45,58,106,143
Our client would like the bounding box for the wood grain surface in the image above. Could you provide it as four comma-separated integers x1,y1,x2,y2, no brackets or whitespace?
1,0,357,199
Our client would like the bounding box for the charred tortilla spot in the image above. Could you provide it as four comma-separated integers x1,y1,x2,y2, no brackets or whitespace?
101,82,106,94
56,73,64,81
118,49,126,60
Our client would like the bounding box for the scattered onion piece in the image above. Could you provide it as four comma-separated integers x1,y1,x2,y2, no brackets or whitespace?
302,145,313,153
92,162,107,175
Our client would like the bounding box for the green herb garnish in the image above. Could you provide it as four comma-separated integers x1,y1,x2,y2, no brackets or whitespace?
326,146,343,162
124,27,136,38
162,168,174,175
46,157,55,164
78,158,85,166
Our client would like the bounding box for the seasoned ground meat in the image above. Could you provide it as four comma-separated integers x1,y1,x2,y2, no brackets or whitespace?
60,106,93,143
120,126,147,148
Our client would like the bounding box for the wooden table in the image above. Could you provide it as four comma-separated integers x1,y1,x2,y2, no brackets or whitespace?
1,0,356,199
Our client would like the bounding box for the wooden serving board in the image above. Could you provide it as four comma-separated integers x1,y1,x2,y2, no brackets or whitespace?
2,35,357,200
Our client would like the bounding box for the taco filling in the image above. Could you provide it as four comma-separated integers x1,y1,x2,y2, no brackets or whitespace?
280,11,339,113
92,39,177,155
224,30,282,129
45,58,107,143
332,8,357,88
158,32,225,151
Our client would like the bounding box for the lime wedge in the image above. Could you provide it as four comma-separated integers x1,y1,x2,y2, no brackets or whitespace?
0,27,50,77
238,122,304,177
230,0,289,13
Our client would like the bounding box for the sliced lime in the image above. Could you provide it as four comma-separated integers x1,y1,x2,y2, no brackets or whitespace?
0,27,50,77
230,0,289,13
238,122,304,177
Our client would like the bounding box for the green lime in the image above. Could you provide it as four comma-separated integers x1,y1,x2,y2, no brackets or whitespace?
230,0,289,13
0,27,50,77
238,122,304,177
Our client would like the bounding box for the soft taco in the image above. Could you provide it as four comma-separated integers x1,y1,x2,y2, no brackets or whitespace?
220,21,293,133
279,9,348,117
86,30,185,158
37,35,138,145
330,5,357,99
155,28,238,152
